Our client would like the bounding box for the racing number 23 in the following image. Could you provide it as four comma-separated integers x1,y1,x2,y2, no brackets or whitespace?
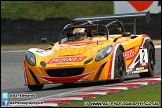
140,49,148,66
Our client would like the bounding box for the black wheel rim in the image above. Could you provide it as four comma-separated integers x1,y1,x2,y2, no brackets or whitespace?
116,52,125,77
149,48,155,71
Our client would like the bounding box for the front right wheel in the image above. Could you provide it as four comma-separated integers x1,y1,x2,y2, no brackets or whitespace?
139,44,155,78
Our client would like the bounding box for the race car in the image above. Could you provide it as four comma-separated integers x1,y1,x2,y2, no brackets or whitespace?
24,11,156,91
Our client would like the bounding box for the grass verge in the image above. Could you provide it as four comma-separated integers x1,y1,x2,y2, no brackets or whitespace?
1,1,113,20
59,82,161,107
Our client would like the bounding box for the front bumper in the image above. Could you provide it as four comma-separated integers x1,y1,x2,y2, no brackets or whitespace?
24,59,101,86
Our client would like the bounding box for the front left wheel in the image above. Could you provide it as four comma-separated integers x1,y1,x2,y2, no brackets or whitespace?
114,48,126,83
28,84,44,91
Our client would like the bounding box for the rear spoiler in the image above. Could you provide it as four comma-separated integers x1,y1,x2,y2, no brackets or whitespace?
72,11,150,23
72,11,150,35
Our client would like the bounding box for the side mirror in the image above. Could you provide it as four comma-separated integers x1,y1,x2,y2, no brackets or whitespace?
41,38,48,43
122,32,131,37
41,38,54,46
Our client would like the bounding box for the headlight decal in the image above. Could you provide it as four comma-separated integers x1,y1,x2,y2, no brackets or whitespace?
25,51,36,66
84,58,93,64
29,48,53,57
95,45,113,61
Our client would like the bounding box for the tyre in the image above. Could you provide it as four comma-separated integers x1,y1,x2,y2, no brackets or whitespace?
139,44,155,77
62,82,74,85
28,84,44,91
114,48,126,83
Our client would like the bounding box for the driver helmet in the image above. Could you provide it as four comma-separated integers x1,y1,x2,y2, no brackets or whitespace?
73,28,86,36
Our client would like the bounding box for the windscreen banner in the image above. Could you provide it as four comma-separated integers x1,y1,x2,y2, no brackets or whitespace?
114,1,161,14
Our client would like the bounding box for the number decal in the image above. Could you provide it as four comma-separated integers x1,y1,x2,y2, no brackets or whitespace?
140,49,148,66
142,50,145,62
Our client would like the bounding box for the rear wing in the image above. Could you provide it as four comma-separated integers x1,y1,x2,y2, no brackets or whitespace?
72,11,150,35
72,11,150,23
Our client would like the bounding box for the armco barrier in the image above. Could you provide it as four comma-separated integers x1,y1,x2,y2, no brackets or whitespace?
1,14,161,45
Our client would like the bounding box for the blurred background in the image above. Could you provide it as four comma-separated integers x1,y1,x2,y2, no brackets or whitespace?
1,1,161,45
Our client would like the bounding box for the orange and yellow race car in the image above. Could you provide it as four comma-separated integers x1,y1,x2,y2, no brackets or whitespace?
24,11,156,91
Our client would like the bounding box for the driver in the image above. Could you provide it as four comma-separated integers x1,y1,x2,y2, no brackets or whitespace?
61,28,88,43
73,28,88,40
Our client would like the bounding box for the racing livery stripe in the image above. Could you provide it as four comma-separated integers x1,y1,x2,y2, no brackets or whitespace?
37,72,94,83
24,59,30,85
107,42,120,80
127,34,150,68
141,34,150,47
62,40,104,46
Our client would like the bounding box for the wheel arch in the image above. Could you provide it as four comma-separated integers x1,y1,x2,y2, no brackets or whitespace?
118,44,125,52
97,43,126,81
143,39,155,53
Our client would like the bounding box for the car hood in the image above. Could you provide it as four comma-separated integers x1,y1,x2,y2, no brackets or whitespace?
28,40,113,66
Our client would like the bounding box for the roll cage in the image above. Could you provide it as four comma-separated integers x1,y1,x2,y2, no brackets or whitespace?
59,11,150,44
59,20,125,44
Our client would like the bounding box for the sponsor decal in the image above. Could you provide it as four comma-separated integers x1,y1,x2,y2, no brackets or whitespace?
140,62,148,66
140,69,144,72
126,67,148,74
47,56,86,64
123,48,135,60
144,69,148,72
128,71,133,75
127,36,150,69
140,69,148,73
136,67,140,71
133,70,139,73
140,48,148,66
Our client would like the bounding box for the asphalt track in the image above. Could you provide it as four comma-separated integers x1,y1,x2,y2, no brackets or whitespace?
1,48,161,102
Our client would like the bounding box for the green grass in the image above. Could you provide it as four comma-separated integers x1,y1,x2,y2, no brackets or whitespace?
59,82,161,107
1,1,113,20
